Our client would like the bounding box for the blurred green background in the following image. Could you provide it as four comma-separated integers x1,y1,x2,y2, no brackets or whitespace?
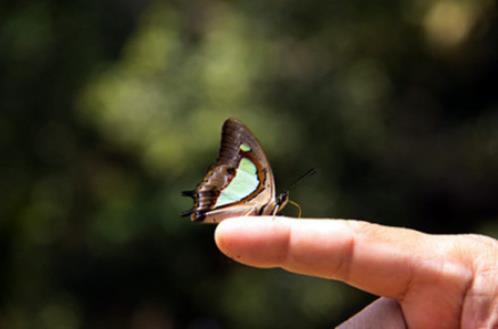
1,0,497,328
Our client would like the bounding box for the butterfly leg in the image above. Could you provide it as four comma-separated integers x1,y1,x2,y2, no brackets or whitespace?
270,206,280,221
271,207,279,216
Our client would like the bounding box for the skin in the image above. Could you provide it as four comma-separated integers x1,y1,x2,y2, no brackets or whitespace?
214,217,498,328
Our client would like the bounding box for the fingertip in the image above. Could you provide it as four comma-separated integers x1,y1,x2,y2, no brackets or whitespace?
214,217,259,255
213,216,291,266
214,217,241,252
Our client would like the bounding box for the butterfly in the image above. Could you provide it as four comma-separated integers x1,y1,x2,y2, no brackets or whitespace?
182,118,289,223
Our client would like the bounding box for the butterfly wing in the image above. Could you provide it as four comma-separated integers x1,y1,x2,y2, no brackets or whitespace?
183,118,279,223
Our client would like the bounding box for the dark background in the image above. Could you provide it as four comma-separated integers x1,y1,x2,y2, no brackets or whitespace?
1,0,497,328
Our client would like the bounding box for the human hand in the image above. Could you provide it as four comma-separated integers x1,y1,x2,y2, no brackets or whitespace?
214,217,498,328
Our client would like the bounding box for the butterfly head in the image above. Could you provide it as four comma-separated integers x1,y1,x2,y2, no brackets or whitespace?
276,191,289,212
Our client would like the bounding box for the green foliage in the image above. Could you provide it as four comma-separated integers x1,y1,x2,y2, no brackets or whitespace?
1,0,497,328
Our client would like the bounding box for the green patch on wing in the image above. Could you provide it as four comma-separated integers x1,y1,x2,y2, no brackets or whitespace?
240,143,251,152
216,158,259,207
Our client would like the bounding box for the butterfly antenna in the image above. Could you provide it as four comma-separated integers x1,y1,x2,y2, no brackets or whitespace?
286,168,317,191
287,199,302,218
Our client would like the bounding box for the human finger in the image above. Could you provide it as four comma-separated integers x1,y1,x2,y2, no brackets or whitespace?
214,216,471,301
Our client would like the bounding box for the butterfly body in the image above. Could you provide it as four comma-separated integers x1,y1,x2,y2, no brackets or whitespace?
183,118,288,223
